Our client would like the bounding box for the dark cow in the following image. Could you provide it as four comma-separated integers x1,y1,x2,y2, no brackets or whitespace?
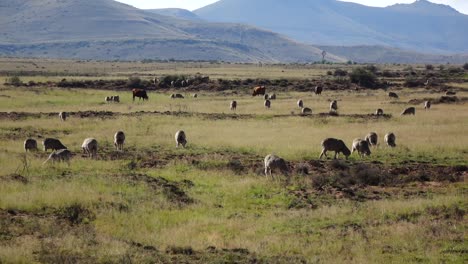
252,86,266,96
132,89,148,101
314,86,323,95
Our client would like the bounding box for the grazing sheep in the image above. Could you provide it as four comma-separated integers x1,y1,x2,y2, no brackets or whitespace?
263,94,269,100
171,94,184,99
297,99,303,108
43,138,67,152
269,93,276,100
24,138,38,152
43,149,72,165
424,100,431,110
385,133,396,147
112,95,120,103
401,107,416,115
192,93,198,98
375,108,384,116
264,99,271,109
82,138,98,158
114,131,125,151
315,86,323,95
175,130,187,148
301,107,312,115
352,138,371,157
388,92,399,99
59,111,67,121
330,100,338,111
105,96,112,103
264,154,289,179
319,138,351,160
365,132,378,146
230,100,237,111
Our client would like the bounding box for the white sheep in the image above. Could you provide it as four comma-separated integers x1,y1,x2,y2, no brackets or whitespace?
114,131,125,151
264,154,289,179
175,130,187,148
319,138,351,159
385,133,396,147
59,111,67,121
82,138,98,158
352,138,371,157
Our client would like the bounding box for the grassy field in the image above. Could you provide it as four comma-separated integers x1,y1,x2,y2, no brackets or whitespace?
0,59,466,263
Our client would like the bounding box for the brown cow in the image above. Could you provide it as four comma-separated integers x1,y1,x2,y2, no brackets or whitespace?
252,86,266,96
132,89,148,101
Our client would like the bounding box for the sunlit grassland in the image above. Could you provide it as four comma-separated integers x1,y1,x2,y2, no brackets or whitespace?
0,63,466,262
0,86,467,165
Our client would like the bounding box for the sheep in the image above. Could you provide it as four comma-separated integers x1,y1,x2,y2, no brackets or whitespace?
82,138,98,158
264,99,271,109
319,138,351,160
330,100,338,112
301,107,312,115
175,130,187,148
43,149,72,165
230,100,237,111
24,138,38,152
192,93,198,98
59,111,67,121
297,99,303,108
424,100,431,110
352,138,371,157
112,95,120,103
315,86,323,95
365,132,378,147
264,154,289,179
401,107,416,115
170,94,184,99
105,96,112,103
263,94,269,100
375,108,384,116
114,131,125,151
388,92,399,99
43,138,67,152
385,132,396,147
269,93,276,100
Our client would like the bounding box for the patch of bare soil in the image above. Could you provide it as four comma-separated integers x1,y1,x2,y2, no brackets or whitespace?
408,96,467,105
124,173,194,205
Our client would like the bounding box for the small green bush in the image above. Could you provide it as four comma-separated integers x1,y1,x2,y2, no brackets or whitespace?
6,76,22,86
349,67,378,88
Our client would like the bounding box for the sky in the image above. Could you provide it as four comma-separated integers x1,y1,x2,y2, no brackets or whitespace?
115,0,468,14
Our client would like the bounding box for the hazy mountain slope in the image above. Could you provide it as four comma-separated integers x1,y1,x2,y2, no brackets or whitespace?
0,0,189,43
146,8,201,21
195,0,468,54
318,45,468,64
0,0,344,62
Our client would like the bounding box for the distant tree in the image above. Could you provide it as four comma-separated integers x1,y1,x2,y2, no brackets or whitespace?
127,76,142,88
463,63,468,70
321,50,327,63
333,69,347,77
6,76,22,86
349,67,378,88
425,64,434,70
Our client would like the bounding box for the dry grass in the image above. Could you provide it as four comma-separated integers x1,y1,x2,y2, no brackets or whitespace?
0,60,466,263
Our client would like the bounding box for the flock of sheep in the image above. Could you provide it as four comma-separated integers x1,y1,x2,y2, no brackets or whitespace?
22,86,430,179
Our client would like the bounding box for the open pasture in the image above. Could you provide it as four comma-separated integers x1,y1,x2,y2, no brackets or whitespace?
0,60,466,263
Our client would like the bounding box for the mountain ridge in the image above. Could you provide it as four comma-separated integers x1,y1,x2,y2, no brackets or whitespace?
195,0,468,54
0,0,344,62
